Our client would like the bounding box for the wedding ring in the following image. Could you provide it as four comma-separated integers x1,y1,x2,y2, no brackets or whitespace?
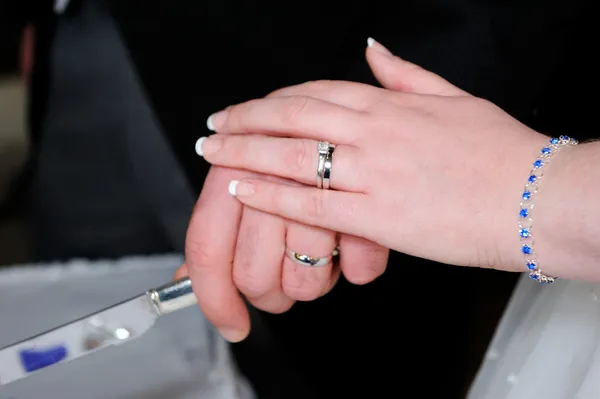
317,141,329,189
322,144,335,190
316,141,335,189
285,246,340,267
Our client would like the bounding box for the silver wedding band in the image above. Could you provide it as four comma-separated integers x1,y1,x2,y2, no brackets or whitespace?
317,141,335,189
285,246,340,267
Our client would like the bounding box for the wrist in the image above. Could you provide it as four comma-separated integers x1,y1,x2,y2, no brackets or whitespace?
488,132,588,280
484,130,550,274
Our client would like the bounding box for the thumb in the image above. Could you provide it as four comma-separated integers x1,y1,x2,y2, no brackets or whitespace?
173,263,189,280
365,37,468,97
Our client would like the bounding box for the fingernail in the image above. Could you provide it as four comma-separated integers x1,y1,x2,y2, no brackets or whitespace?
195,137,206,156
228,180,239,196
367,37,393,56
206,110,228,131
219,327,247,343
228,180,254,197
199,135,222,156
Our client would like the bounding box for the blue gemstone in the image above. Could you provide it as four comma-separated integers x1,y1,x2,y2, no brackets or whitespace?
559,135,569,141
550,138,559,144
519,209,529,218
528,175,537,183
522,245,532,255
529,273,539,280
533,160,543,168
522,191,531,201
541,147,551,155
526,261,537,270
519,228,530,238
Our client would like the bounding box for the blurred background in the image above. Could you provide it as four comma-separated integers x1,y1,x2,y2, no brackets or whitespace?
0,23,29,266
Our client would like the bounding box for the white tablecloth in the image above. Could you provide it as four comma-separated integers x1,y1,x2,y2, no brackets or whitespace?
0,254,255,399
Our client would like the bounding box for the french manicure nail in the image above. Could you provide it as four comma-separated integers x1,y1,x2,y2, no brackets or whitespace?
195,137,206,156
228,180,254,197
200,136,222,156
219,327,247,343
228,180,239,196
206,115,215,131
367,37,393,56
207,110,228,132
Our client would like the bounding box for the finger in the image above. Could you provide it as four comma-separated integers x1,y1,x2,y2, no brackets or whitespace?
197,135,363,192
266,80,385,111
206,96,364,144
366,38,468,97
228,178,366,239
185,167,250,343
282,222,337,301
323,265,342,295
173,264,189,280
233,207,295,313
338,234,389,285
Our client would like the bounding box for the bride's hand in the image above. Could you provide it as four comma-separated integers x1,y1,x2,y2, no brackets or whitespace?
198,39,551,272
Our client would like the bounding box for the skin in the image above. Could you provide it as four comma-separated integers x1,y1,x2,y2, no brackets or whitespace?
175,41,407,343
192,39,600,341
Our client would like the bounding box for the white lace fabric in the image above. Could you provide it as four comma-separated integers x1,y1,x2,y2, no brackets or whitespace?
469,275,600,399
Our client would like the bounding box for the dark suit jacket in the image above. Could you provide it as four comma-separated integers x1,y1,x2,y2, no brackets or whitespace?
9,0,597,397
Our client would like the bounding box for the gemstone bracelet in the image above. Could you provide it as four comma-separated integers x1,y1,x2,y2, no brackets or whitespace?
518,135,578,284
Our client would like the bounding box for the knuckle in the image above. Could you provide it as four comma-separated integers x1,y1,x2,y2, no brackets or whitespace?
283,139,311,173
232,226,271,297
475,97,497,112
233,269,271,298
266,86,288,98
282,263,330,301
227,101,258,133
267,80,332,99
405,62,424,75
280,96,311,127
283,279,323,301
185,237,219,272
300,80,332,96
